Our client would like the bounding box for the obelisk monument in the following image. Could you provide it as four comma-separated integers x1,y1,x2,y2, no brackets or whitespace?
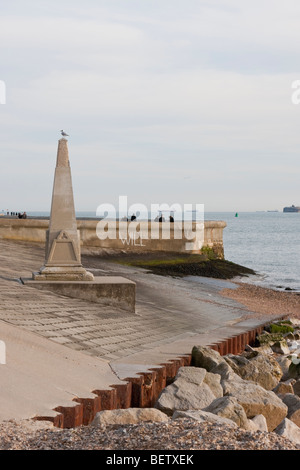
33,137,93,281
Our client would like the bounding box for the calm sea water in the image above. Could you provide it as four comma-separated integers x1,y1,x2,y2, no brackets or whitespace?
28,210,300,292
205,211,300,293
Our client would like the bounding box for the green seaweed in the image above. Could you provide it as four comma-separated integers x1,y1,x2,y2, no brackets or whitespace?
269,323,294,334
256,331,284,345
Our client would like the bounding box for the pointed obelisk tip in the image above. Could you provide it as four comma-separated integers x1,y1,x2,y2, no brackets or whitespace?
56,137,70,167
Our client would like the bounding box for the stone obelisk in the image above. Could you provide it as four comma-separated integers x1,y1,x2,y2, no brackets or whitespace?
33,138,93,281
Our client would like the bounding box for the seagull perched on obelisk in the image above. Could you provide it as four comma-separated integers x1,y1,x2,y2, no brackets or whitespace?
60,130,69,137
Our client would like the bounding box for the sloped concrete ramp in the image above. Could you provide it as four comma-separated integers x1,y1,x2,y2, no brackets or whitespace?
0,320,123,423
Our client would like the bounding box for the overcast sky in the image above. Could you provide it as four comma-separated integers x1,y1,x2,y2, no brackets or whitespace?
1,0,300,213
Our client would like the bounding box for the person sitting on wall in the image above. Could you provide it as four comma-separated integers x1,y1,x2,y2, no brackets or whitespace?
130,214,136,221
169,215,174,222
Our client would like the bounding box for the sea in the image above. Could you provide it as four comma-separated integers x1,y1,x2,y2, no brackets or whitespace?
27,210,300,293
206,211,300,293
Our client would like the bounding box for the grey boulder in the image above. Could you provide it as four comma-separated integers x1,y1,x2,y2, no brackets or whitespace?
155,366,223,416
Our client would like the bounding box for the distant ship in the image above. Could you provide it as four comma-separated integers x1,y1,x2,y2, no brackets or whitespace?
283,205,300,213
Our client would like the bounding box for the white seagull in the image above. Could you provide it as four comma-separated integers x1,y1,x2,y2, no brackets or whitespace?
60,129,69,137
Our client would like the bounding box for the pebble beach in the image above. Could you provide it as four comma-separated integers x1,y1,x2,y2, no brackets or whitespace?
221,282,300,320
0,416,299,451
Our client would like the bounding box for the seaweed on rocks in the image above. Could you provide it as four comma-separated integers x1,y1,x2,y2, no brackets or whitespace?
118,256,256,280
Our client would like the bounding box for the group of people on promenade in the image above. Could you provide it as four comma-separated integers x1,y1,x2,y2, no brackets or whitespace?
1,211,27,219
121,212,175,222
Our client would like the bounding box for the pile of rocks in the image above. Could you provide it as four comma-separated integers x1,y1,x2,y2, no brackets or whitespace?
92,317,300,446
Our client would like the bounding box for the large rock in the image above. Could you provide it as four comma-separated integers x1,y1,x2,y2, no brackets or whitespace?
279,393,300,427
274,418,300,445
203,396,250,430
250,414,268,432
222,380,288,431
210,361,243,386
155,366,222,416
172,409,237,427
202,368,224,397
289,318,300,328
224,353,282,390
271,340,290,355
273,380,294,395
276,356,292,381
288,361,300,380
91,408,169,427
293,379,300,396
191,346,227,371
248,354,283,388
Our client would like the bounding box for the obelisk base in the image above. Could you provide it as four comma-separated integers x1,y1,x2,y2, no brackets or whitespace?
32,265,94,282
22,276,136,313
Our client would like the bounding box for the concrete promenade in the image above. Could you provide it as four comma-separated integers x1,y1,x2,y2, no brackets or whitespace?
0,239,282,425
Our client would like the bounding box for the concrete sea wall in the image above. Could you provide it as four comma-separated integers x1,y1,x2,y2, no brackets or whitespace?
0,218,226,258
